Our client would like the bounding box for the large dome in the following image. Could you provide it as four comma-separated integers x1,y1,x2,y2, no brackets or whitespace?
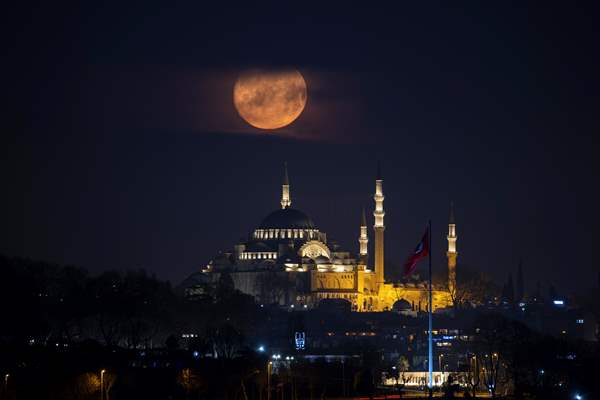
259,208,315,229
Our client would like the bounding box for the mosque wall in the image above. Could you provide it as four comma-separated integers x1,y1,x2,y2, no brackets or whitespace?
211,269,451,313
310,271,355,290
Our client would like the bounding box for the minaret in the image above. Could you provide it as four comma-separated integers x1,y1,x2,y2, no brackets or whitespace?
446,202,458,296
373,163,385,287
281,162,291,209
358,207,368,265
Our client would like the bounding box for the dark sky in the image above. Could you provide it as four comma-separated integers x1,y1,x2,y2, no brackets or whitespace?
2,3,598,293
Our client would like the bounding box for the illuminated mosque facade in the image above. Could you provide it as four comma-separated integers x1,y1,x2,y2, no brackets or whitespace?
184,164,456,312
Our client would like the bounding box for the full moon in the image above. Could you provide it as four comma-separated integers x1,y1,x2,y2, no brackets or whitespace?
233,69,307,130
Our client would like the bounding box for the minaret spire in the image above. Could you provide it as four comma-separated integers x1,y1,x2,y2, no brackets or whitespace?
447,201,458,297
281,162,291,209
373,162,385,288
358,207,368,265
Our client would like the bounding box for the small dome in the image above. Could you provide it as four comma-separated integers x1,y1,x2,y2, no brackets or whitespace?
179,271,212,287
259,208,315,229
314,255,330,265
212,252,234,266
277,252,301,265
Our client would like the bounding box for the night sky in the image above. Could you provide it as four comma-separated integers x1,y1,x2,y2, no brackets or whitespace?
3,3,598,292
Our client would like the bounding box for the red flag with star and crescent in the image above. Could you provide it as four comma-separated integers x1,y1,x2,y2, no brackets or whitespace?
403,227,430,276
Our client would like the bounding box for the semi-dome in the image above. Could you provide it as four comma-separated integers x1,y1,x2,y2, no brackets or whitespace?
259,208,315,229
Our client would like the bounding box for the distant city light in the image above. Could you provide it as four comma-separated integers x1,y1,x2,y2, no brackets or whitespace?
576,319,584,324
553,300,564,306
192,351,199,358
258,345,265,352
574,394,582,400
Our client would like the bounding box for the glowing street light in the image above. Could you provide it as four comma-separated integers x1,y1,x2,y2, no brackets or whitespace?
100,369,106,400
258,345,265,352
267,361,273,400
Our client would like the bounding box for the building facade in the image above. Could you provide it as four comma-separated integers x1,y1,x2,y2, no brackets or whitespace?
184,164,455,312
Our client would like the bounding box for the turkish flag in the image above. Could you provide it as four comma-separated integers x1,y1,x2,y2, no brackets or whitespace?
403,227,430,276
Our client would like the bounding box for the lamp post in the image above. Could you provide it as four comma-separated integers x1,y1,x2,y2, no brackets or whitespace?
439,354,444,371
470,355,478,397
267,361,272,400
4,374,8,400
100,369,106,400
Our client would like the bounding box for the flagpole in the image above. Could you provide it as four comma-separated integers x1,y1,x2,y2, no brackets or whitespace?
428,219,433,399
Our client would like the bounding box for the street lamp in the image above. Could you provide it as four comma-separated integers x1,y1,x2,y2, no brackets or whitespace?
439,354,444,371
100,369,106,400
267,361,272,400
4,374,9,397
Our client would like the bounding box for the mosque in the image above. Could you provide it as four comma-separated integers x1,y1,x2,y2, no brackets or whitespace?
182,164,456,312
